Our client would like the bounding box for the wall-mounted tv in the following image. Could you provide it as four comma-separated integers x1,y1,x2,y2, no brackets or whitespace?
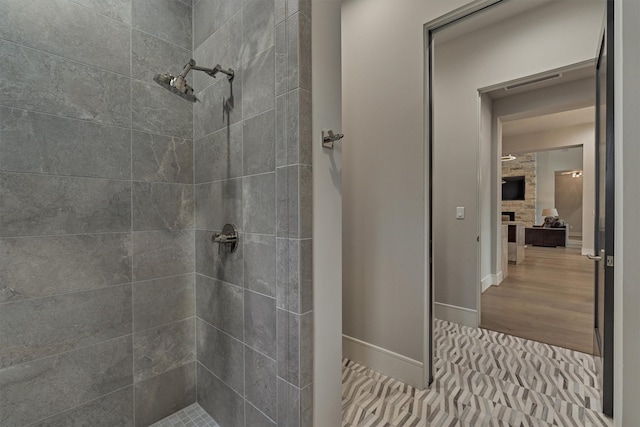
502,176,525,200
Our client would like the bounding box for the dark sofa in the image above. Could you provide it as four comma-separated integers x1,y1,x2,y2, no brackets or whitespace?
524,226,567,247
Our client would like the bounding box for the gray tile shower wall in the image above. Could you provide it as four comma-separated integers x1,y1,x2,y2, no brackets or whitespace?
0,1,195,426
193,0,313,425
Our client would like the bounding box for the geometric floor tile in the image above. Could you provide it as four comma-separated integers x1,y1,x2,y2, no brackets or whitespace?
342,319,613,427
150,403,219,427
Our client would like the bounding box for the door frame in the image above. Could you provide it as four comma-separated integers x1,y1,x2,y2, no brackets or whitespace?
424,1,615,405
593,0,615,415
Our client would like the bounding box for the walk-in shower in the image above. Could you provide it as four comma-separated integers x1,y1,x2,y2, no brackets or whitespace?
153,59,234,102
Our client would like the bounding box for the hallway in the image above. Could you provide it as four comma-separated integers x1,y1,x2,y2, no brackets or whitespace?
481,246,594,354
343,319,611,426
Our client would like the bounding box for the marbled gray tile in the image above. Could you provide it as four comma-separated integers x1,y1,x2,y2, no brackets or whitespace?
286,88,312,166
277,379,300,427
196,318,244,394
275,95,287,166
0,285,132,369
287,0,311,18
299,311,313,388
68,0,132,24
132,80,193,139
246,402,276,427
276,165,311,239
0,173,131,237
245,291,276,359
132,131,193,184
245,234,276,297
133,182,194,231
193,0,242,49
132,0,192,50
245,346,277,420
276,166,296,238
242,0,275,65
132,29,191,83
276,310,313,388
32,387,134,427
133,274,195,332
194,123,243,184
277,308,297,385
134,363,196,427
132,230,195,281
301,382,313,425
195,179,243,230
0,0,130,75
195,231,244,287
193,11,242,92
299,165,312,239
275,0,286,25
0,336,133,426
276,238,312,313
243,47,275,120
243,173,276,234
299,89,313,165
275,22,287,96
194,70,243,139
134,318,195,382
0,107,131,179
197,363,245,427
286,13,311,92
196,274,243,339
0,41,131,127
243,109,276,175
280,382,312,427
0,233,131,303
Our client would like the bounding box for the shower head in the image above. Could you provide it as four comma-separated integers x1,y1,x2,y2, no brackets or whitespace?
153,59,198,102
153,59,235,103
153,73,197,102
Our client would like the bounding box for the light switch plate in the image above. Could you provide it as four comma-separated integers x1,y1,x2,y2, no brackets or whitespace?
456,207,465,219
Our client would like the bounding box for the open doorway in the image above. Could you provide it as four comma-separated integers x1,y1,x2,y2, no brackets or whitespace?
481,102,596,353
429,0,613,423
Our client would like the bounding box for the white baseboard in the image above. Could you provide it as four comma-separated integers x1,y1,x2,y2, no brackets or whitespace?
481,272,504,293
582,248,595,256
342,335,424,389
434,302,478,328
481,277,492,293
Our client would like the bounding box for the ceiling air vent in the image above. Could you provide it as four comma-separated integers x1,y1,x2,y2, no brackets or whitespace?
504,73,563,91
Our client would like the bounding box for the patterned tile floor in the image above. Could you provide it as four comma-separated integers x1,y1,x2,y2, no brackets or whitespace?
343,319,614,427
151,403,218,427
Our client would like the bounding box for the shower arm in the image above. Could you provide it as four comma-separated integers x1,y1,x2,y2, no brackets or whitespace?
178,59,234,82
192,64,235,81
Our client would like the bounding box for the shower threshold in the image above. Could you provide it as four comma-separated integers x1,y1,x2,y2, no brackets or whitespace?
150,403,219,427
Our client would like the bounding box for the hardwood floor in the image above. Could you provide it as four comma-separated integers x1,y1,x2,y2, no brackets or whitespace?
481,246,595,354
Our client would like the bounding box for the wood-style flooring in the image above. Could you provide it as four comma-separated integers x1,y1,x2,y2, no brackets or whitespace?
481,246,595,354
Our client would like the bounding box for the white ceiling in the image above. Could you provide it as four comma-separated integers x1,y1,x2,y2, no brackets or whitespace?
502,106,595,136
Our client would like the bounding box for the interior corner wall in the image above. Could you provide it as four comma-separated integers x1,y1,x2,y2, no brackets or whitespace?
432,1,604,320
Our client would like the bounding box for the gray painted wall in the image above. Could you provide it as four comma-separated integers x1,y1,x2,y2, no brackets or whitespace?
192,0,313,425
0,0,195,425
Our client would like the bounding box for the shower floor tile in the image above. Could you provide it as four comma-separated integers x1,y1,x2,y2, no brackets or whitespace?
150,403,219,427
